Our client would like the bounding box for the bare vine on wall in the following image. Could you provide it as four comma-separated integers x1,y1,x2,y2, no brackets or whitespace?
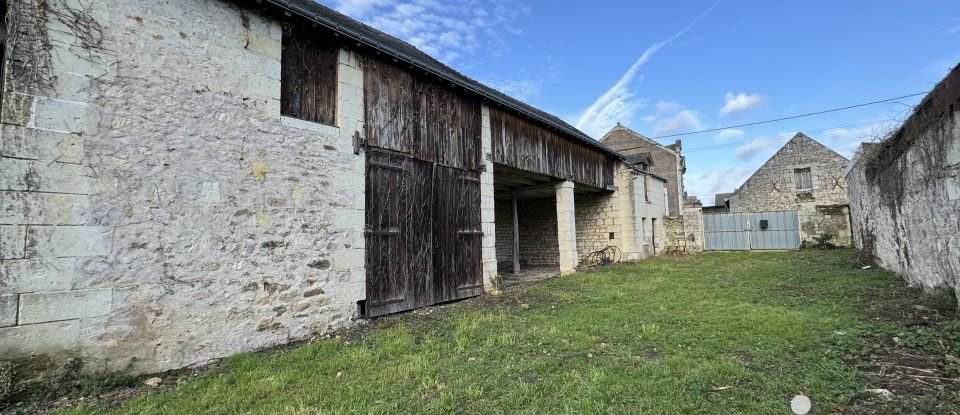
4,0,105,93
5,0,57,91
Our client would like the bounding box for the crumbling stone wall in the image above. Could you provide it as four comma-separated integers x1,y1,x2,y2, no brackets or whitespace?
727,133,851,245
847,64,960,296
662,216,686,254
0,0,365,388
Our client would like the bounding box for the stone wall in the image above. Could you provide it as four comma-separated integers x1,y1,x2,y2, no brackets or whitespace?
662,216,686,254
727,133,851,245
574,192,617,261
601,124,684,216
847,64,960,296
494,199,514,269
516,197,560,267
0,0,365,386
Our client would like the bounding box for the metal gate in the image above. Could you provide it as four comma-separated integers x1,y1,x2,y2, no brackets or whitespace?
364,150,483,317
703,211,800,251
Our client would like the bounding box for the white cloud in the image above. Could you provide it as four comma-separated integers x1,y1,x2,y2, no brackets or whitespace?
326,0,527,64
714,128,744,142
719,92,765,117
652,109,703,137
575,1,720,138
948,25,960,35
684,167,754,202
823,121,898,157
485,78,542,101
734,138,776,160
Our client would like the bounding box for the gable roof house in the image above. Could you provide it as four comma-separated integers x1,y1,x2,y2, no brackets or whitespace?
725,132,853,246
0,0,669,387
601,123,686,216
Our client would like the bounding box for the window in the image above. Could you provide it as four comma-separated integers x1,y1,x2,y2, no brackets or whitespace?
794,168,812,191
281,24,338,126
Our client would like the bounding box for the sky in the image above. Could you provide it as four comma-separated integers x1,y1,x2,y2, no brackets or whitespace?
320,0,960,201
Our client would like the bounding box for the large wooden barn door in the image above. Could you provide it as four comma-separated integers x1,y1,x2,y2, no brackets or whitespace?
433,166,484,304
365,151,434,317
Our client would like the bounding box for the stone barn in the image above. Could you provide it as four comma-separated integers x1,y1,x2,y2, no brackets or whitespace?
0,0,667,389
724,132,852,247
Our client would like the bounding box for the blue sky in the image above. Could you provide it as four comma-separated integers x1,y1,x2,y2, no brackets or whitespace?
321,0,960,200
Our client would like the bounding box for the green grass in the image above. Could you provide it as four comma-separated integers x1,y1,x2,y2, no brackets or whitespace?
58,250,946,414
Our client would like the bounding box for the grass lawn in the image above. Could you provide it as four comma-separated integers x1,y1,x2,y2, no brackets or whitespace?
51,250,960,414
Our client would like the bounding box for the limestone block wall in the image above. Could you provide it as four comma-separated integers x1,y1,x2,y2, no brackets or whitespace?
493,199,514,269
514,197,560,267
847,67,960,295
574,192,618,261
0,0,365,385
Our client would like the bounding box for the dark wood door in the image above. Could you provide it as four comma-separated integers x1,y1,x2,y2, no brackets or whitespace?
432,165,484,303
365,152,483,316
364,150,434,317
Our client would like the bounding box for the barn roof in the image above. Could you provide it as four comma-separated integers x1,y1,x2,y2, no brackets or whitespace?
261,0,623,160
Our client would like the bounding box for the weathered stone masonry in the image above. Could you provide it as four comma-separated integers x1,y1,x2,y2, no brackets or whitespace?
847,64,960,298
727,133,852,246
1,0,364,385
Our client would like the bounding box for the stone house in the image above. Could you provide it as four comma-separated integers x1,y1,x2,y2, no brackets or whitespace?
601,123,686,216
846,63,960,298
0,0,669,389
725,132,852,246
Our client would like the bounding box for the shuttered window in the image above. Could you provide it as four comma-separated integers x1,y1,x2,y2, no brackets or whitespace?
794,168,812,191
281,24,338,126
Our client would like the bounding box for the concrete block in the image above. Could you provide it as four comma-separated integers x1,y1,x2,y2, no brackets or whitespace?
1,226,26,259
0,125,84,163
18,288,112,324
1,258,76,292
0,320,80,359
25,226,112,258
0,191,91,225
32,97,100,135
0,294,17,327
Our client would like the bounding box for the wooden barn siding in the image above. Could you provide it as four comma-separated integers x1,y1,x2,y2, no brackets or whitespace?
489,107,614,189
363,57,482,171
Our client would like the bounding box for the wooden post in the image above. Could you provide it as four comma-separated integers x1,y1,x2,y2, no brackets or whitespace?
512,196,520,273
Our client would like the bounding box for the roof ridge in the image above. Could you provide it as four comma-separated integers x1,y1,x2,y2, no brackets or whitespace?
267,0,623,159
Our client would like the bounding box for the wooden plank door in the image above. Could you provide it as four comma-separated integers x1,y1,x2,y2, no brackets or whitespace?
432,165,484,303
364,150,433,316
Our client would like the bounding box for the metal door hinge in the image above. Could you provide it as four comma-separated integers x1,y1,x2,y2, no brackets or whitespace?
353,131,366,155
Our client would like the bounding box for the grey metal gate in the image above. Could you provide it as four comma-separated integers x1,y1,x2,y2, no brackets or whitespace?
749,211,801,250
704,213,749,250
703,211,800,251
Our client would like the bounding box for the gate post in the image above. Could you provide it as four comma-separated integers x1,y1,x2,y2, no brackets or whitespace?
555,181,578,275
